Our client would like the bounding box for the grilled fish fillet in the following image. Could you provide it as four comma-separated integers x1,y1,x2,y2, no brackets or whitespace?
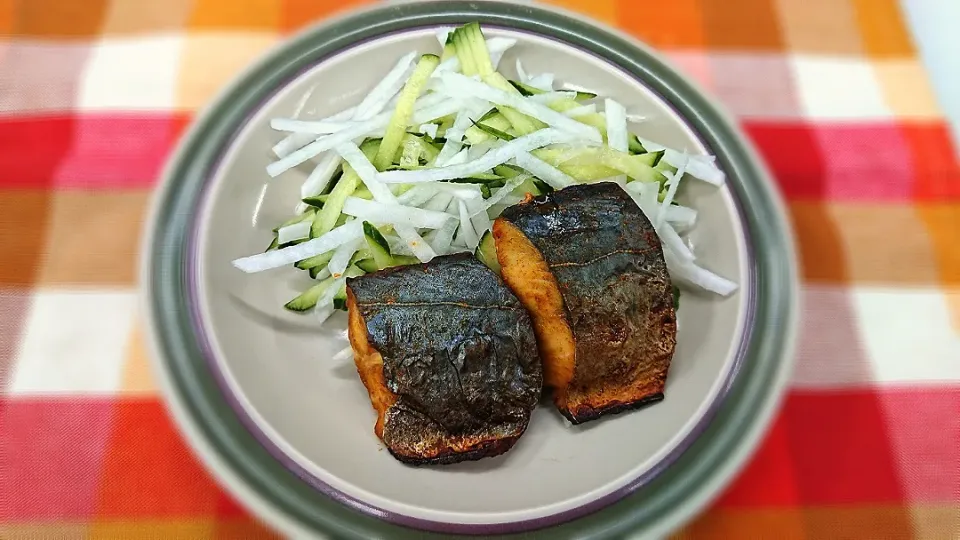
346,253,542,465
494,182,677,424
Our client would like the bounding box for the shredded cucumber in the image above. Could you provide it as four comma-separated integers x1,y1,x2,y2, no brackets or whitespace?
373,54,441,171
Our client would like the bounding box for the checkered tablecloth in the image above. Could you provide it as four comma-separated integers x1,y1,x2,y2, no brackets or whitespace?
1,0,958,538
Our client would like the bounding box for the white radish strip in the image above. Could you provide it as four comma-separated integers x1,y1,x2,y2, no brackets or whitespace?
443,147,471,166
342,197,454,229
516,59,528,82
327,238,362,278
437,72,601,141
658,156,688,229
353,51,417,121
334,142,397,204
397,184,438,207
425,216,459,255
268,95,458,178
271,105,364,158
300,152,341,199
418,123,438,138
561,82,598,95
384,234,416,257
408,97,467,126
665,149,724,185
665,205,697,227
562,104,597,117
313,268,332,282
394,224,436,263
467,197,492,239
626,113,648,123
526,91,578,104
665,253,738,296
435,182,482,200
435,100,489,166
514,151,575,189
276,221,311,244
475,174,530,215
468,140,497,161
423,192,454,213
315,277,345,324
605,98,628,153
232,220,363,273
457,200,480,250
377,128,582,184
657,220,694,263
526,72,555,91
331,345,354,362
270,118,354,134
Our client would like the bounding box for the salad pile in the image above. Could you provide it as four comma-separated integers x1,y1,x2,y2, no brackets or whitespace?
231,23,737,324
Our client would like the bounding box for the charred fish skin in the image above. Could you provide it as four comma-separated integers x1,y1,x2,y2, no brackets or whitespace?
346,253,543,466
497,182,677,424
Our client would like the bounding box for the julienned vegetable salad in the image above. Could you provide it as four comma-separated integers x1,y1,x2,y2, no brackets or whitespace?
231,22,738,323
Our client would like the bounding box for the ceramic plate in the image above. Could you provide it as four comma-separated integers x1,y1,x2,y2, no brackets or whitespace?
142,2,799,538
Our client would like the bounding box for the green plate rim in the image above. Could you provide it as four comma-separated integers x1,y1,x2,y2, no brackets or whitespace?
140,1,800,538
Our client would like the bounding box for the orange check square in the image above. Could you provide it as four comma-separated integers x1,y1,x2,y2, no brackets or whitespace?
0,190,52,286
187,0,282,32
701,0,785,51
12,0,109,38
787,202,849,283
619,0,705,50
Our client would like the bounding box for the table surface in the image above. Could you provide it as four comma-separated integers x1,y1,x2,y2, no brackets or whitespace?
1,1,958,539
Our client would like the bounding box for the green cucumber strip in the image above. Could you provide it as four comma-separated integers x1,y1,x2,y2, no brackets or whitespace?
629,134,646,154
310,137,379,238
464,113,511,144
479,184,492,199
441,41,457,62
494,164,524,178
332,265,366,310
531,146,665,183
284,276,335,312
672,286,680,310
265,237,279,252
355,258,378,273
453,27,478,76
373,54,440,171
401,133,440,162
308,265,324,279
477,108,499,122
272,208,316,233
635,150,665,167
475,231,501,273
513,177,543,198
455,23,493,76
508,80,595,101
482,72,543,135
363,221,393,268
301,196,325,208
296,251,334,271
470,118,515,141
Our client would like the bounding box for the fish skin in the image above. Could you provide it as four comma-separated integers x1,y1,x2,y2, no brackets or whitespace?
497,182,677,424
347,253,542,465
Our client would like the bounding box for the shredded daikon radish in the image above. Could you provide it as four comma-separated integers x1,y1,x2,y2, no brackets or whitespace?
331,345,354,363
514,151,575,189
457,200,480,250
527,91,577,104
312,268,332,282
486,37,516,69
342,197,454,229
377,128,582,184
466,197,492,241
300,152,341,199
605,99,628,153
232,220,364,273
475,174,530,215
334,142,396,204
436,72,601,141
526,72,555,91
276,221,311,245
422,192,454,213
418,123,438,138
658,156,688,229
424,216,459,255
327,237,362,278
562,104,597,117
394,224,436,262
315,277,345,324
665,252,738,296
